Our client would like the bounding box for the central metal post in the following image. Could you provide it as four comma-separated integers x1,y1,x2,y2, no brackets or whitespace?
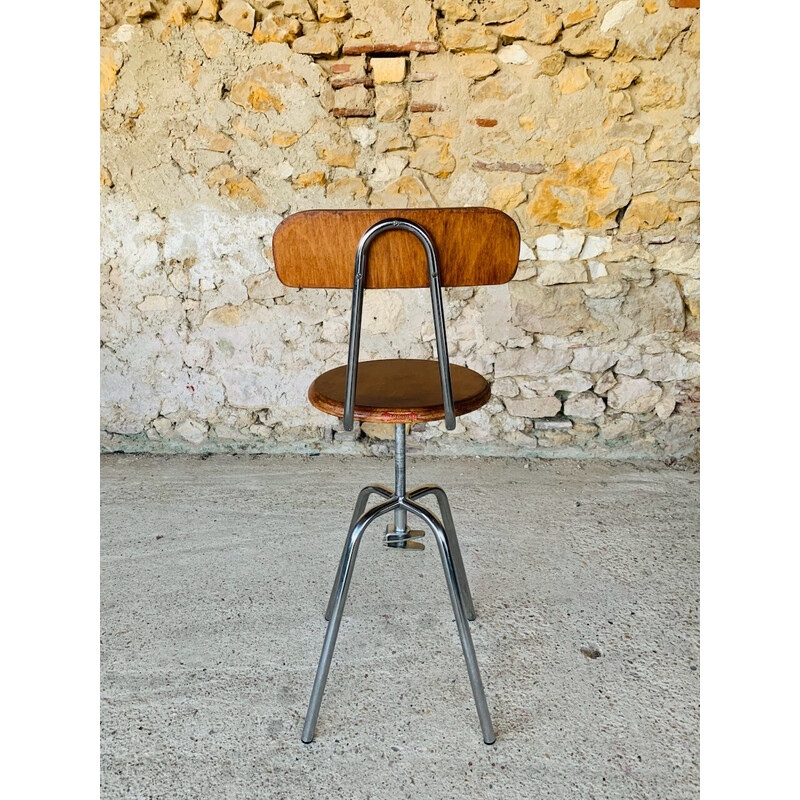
394,423,407,533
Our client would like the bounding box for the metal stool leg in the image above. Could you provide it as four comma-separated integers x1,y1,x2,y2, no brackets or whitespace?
408,485,475,621
404,498,496,745
325,484,393,621
302,496,399,744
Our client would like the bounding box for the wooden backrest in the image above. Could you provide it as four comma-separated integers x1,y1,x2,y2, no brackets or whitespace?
273,208,520,289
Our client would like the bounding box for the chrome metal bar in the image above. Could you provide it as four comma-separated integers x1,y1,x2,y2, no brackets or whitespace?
402,497,496,745
325,484,393,621
302,496,400,744
342,218,455,431
394,423,407,533
408,484,475,621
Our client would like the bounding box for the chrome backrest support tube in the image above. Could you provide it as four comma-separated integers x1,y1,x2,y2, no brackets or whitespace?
342,218,456,431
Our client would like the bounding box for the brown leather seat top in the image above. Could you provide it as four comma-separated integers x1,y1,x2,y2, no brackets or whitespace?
308,359,491,424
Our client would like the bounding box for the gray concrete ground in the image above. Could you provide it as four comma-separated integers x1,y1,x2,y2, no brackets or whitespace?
101,454,699,800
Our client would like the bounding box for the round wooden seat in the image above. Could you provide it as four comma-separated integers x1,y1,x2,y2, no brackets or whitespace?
308,359,491,424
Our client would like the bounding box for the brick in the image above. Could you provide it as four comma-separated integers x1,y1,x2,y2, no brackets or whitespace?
342,41,439,55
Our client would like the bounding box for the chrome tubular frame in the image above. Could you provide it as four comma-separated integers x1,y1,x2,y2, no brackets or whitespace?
303,423,495,746
343,218,456,431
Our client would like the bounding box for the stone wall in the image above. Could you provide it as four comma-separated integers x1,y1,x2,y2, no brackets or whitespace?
100,0,700,458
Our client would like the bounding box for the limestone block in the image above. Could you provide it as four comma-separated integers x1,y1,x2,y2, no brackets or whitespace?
371,57,407,83
600,0,636,31
333,84,372,115
606,90,634,118
594,370,618,396
607,64,640,91
480,0,528,25
197,0,219,20
253,15,302,44
605,119,654,145
363,291,404,333
293,27,342,57
537,262,588,286
410,139,456,178
220,1,255,34
369,176,429,207
489,183,526,213
361,423,396,439
571,347,617,374
599,415,635,439
283,0,316,21
559,65,591,95
152,417,174,436
614,355,643,377
434,0,476,23
511,282,593,336
494,348,573,379
492,377,519,398
518,240,535,261
372,153,409,184
564,1,598,28
635,69,684,111
175,418,209,443
564,391,605,419
101,5,116,27
375,85,408,121
441,22,499,52
500,8,562,44
588,261,608,280
498,43,529,64
613,9,691,61
607,376,662,414
526,147,633,229
317,0,350,22
446,172,488,205
272,131,299,147
163,2,193,30
642,353,700,382
456,53,499,79
647,127,692,162
293,171,327,188
319,143,358,168
671,174,700,203
620,193,671,232
375,124,414,151
539,51,565,76
505,395,562,418
547,371,594,393
655,392,677,421
535,231,585,261
580,236,610,260
125,1,158,21
621,276,685,334
560,27,615,59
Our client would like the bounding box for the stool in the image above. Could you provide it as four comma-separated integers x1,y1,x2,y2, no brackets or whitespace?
273,208,520,744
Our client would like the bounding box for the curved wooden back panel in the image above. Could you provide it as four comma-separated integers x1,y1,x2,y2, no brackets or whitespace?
273,208,520,289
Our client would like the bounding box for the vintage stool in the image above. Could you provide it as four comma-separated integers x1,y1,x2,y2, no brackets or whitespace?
273,208,520,744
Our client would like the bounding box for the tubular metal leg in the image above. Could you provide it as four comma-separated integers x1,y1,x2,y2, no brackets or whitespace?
325,484,393,621
403,498,496,745
408,485,475,621
302,496,399,744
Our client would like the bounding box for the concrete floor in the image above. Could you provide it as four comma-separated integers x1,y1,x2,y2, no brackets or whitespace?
101,454,699,800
